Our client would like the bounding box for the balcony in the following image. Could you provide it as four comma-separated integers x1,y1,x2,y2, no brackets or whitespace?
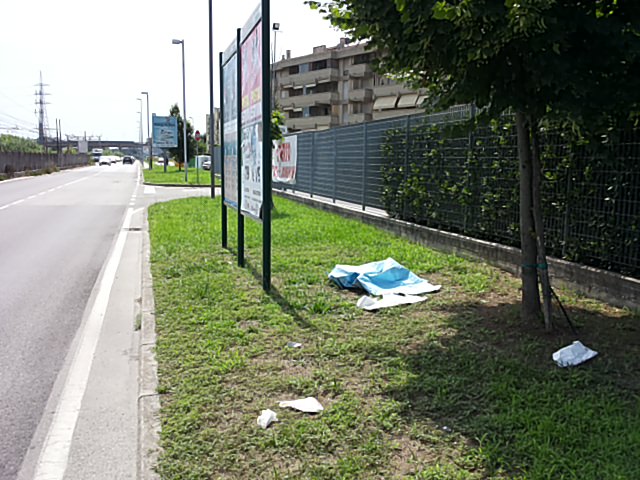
348,88,373,103
348,113,372,124
287,115,338,131
278,68,339,89
372,84,414,97
280,92,338,110
348,63,372,78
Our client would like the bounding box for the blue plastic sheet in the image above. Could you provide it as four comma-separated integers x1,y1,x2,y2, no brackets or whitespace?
328,258,441,296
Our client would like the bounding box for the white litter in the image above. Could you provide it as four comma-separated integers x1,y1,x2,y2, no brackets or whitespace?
286,341,303,348
552,341,598,367
257,409,278,429
278,397,324,413
356,293,427,311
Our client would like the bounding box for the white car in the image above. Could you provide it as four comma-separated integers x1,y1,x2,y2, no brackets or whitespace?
99,156,111,166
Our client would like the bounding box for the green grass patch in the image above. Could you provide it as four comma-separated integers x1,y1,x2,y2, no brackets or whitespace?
149,196,640,479
143,165,219,186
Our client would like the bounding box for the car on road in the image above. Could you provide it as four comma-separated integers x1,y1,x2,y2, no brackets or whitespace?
99,156,111,166
202,159,211,171
123,156,134,165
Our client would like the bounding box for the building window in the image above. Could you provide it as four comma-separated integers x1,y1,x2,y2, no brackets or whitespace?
289,65,299,75
311,59,327,71
353,53,371,65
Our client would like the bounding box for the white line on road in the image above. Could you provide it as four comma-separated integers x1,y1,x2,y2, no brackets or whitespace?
0,176,90,212
144,185,156,195
33,206,134,480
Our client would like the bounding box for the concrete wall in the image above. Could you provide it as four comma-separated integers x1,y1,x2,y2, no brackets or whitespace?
1,152,89,175
276,190,640,311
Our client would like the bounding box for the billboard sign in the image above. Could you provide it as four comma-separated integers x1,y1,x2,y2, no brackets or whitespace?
152,114,178,148
272,135,297,184
240,5,263,221
222,39,239,210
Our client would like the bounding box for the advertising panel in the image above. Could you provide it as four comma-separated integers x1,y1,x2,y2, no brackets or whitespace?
222,43,238,209
152,115,178,148
240,7,263,220
272,135,297,184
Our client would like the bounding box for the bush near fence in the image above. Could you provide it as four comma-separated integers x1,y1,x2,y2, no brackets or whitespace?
275,108,640,279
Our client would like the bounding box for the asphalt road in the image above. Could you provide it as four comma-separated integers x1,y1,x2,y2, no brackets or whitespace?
0,163,211,479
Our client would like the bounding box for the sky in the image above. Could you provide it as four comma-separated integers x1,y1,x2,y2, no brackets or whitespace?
0,0,345,142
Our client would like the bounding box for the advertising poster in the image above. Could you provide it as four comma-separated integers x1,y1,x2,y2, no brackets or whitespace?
272,135,297,184
240,12,263,221
222,46,238,209
152,115,178,148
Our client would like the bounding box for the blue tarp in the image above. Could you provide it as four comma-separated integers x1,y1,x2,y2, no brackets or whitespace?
328,258,441,296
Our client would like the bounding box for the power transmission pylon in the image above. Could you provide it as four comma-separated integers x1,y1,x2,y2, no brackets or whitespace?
35,71,50,146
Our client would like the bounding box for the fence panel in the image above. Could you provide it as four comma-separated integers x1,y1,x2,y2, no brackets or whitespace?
335,124,365,205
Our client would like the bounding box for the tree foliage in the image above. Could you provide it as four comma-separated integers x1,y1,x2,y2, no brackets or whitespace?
0,134,45,153
310,0,640,129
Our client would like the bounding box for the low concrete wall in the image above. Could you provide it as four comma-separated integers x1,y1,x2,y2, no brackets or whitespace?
0,152,89,175
276,190,640,311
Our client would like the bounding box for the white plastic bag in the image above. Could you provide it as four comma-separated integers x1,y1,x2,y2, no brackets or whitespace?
552,341,598,367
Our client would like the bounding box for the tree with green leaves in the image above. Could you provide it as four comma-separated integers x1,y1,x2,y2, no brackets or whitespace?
310,0,640,327
167,104,196,170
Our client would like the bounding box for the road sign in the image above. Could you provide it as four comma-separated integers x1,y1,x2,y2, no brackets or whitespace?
195,130,201,142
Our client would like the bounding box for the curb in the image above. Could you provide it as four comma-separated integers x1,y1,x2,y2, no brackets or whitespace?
138,206,161,480
142,182,213,188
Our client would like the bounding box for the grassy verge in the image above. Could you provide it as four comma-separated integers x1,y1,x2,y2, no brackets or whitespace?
143,165,219,186
149,196,640,480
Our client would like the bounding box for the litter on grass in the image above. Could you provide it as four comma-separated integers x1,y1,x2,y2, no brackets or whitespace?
257,409,278,429
357,293,427,311
279,397,324,413
552,341,598,367
329,258,441,296
286,341,303,348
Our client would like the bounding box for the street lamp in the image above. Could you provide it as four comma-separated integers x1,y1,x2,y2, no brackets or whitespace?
137,97,143,161
141,91,152,170
172,38,188,182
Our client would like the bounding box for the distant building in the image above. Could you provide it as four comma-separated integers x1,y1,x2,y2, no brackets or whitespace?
273,39,427,132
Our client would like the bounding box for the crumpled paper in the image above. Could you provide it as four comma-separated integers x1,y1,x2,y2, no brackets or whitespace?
278,397,324,413
257,409,278,429
552,341,598,367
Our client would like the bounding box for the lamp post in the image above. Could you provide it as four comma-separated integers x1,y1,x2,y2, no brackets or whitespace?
172,38,188,182
137,98,143,161
141,91,152,170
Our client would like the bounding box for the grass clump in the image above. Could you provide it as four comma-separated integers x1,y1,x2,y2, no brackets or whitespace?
148,196,640,479
143,165,218,186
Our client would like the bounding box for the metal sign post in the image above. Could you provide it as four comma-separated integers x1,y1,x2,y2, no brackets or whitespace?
261,0,272,292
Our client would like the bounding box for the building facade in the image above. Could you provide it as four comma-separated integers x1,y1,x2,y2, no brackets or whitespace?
273,39,427,132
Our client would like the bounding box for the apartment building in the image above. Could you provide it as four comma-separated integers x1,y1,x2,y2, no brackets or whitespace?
273,39,427,132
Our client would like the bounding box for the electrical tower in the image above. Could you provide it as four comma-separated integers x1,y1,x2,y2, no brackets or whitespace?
35,71,50,145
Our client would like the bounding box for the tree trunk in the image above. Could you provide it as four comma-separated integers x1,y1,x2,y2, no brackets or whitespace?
516,112,541,322
530,124,553,331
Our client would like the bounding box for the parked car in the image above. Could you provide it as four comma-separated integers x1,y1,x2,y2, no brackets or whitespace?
202,159,211,171
123,156,134,165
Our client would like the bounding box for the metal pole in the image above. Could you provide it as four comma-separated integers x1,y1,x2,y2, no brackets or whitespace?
262,0,272,292
138,98,143,163
141,91,151,169
236,28,244,267
209,0,216,198
182,41,188,183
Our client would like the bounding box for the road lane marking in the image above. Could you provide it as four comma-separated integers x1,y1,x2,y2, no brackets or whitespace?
144,186,156,195
33,207,134,480
0,176,91,211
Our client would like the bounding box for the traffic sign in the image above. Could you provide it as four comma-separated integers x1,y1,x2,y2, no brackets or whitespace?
195,130,201,142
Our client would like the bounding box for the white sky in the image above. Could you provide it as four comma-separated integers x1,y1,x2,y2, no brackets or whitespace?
0,0,344,141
